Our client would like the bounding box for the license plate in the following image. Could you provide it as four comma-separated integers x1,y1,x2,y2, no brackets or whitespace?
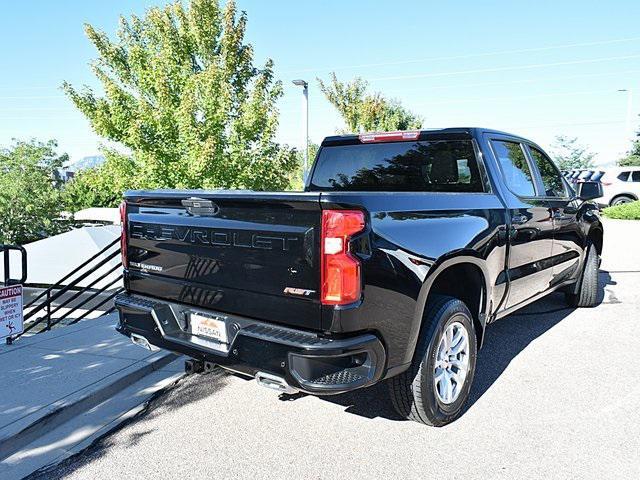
190,313,228,344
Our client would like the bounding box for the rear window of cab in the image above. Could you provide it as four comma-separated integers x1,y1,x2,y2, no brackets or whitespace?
308,140,484,192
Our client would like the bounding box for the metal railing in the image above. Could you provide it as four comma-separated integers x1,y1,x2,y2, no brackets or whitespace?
1,244,27,285
15,237,124,339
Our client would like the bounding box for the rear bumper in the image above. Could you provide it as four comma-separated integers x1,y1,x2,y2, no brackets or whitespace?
114,293,386,394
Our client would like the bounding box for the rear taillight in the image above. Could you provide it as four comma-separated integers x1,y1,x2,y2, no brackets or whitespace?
359,130,420,143
119,201,128,269
321,210,365,305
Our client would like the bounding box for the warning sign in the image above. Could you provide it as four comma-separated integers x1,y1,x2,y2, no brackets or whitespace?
0,285,23,341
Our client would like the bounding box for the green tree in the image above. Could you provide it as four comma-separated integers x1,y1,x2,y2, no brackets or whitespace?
286,143,319,191
318,73,422,133
0,140,67,244
550,135,595,170
617,151,640,166
617,125,640,166
62,0,297,194
63,149,137,210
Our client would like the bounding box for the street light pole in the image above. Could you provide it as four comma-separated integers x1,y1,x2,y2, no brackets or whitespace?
292,79,309,184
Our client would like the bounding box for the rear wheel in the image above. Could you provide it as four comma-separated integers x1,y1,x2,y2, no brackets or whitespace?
565,244,599,308
388,295,477,426
610,195,635,206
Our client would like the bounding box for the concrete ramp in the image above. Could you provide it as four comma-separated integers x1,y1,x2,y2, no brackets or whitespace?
0,313,184,479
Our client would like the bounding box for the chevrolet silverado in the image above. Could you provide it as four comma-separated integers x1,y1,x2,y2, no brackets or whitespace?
115,128,604,426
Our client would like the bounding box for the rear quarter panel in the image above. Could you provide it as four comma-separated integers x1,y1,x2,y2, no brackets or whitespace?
319,192,508,369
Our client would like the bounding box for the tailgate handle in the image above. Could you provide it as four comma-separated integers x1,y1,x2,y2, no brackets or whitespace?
182,197,220,216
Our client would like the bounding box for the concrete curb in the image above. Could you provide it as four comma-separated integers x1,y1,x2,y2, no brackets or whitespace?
0,351,179,461
23,368,187,480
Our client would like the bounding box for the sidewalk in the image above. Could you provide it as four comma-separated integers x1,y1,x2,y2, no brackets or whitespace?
0,313,184,479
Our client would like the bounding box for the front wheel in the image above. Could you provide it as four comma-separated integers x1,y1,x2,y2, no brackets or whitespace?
388,295,477,426
565,244,599,307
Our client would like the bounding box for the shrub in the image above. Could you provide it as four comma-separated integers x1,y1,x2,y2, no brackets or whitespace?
602,200,640,220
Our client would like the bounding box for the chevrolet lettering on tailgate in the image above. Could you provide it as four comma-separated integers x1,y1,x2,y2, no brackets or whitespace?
130,223,300,251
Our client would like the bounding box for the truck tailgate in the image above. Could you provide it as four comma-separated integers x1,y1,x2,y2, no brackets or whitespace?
123,191,322,330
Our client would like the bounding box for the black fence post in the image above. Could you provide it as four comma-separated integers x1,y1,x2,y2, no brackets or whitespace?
46,290,52,331
2,246,8,285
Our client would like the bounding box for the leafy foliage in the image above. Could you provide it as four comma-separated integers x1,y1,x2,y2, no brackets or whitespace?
0,140,68,244
550,135,595,170
318,73,422,133
63,149,137,210
286,143,319,191
602,200,640,220
617,153,640,167
62,0,297,196
618,127,640,166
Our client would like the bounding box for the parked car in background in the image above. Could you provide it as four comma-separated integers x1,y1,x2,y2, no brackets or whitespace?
597,167,640,206
567,169,585,187
574,169,595,187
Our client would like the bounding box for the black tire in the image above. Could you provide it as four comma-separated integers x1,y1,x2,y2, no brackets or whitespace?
610,195,635,206
388,295,477,426
565,244,599,307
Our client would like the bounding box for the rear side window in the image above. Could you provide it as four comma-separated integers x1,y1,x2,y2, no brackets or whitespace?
491,140,536,197
618,172,630,181
529,147,566,197
309,140,484,192
632,171,640,182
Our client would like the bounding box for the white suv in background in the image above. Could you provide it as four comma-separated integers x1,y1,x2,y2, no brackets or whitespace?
596,167,640,206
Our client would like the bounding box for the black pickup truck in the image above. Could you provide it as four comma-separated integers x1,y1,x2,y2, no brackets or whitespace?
115,128,604,426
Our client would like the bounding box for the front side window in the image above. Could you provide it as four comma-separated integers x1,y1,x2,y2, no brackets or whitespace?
529,147,566,197
632,171,640,182
309,140,484,192
491,140,536,197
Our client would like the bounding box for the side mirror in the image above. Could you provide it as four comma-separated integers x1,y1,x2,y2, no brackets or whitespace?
577,181,603,201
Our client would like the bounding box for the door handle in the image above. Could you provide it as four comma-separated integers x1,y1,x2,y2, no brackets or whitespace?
511,215,528,225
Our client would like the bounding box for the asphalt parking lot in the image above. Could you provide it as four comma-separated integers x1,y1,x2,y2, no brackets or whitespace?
39,219,640,480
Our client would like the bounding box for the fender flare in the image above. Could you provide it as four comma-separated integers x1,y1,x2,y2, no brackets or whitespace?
401,252,492,366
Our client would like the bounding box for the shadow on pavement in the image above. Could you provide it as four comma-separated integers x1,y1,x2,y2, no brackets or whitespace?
28,369,230,480
316,271,614,421
30,271,617,480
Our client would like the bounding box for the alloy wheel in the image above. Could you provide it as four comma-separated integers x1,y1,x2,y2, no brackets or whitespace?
433,321,470,404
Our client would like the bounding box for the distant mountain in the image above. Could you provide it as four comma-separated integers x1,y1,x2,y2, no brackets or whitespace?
68,155,106,171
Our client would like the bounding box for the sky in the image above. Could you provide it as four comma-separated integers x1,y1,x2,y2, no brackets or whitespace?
1,0,639,166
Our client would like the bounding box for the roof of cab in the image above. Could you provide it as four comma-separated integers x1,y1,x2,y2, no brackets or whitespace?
320,127,529,146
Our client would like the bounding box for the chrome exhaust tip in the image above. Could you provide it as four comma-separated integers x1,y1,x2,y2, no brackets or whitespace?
255,371,298,395
130,333,159,352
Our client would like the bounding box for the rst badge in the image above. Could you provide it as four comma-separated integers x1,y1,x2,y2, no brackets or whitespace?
283,287,315,297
